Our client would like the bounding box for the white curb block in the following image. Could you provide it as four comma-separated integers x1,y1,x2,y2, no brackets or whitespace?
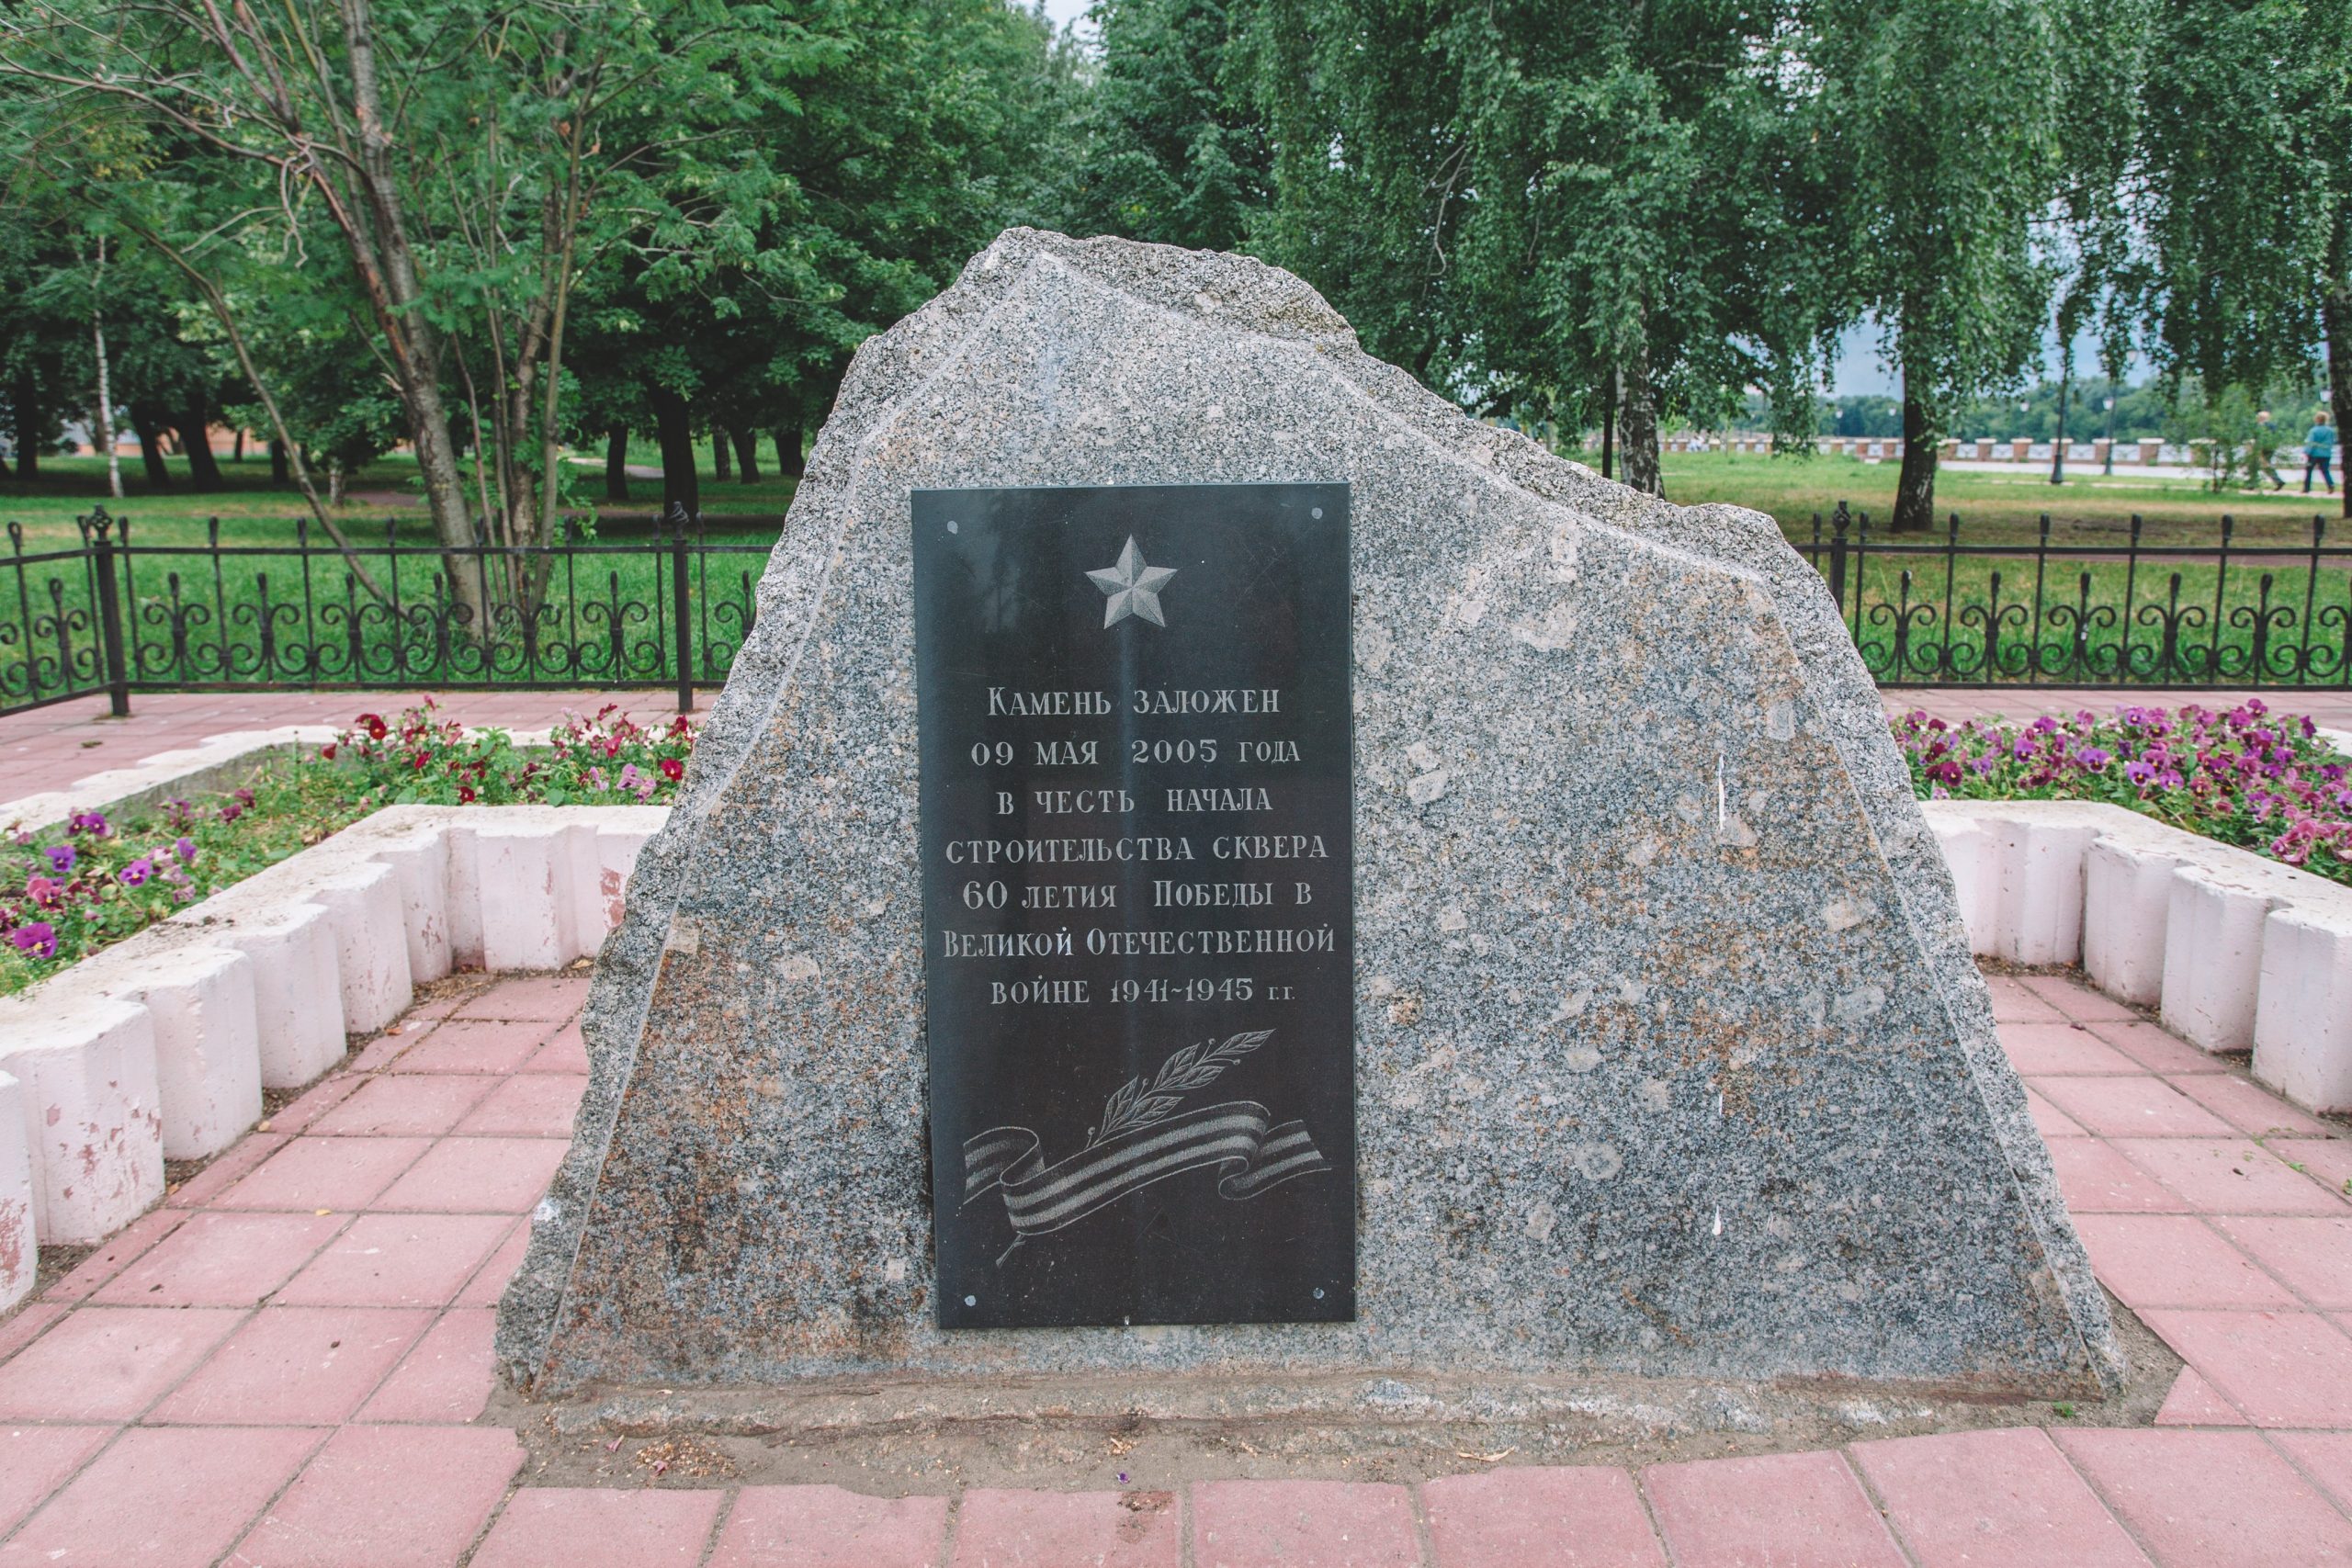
0,803,668,1251
1923,799,2352,1111
0,1072,32,1312
0,727,340,841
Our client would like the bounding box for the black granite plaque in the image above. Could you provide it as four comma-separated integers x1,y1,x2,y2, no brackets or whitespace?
912,483,1355,1329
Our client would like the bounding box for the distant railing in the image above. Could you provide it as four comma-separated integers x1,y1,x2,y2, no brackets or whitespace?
1798,501,2351,688
0,507,768,717
6,502,2346,717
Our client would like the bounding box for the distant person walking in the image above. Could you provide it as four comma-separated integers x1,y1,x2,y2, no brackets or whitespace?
2252,411,2287,490
2306,411,2337,494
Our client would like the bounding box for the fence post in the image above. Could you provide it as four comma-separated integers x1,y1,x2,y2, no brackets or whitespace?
1827,500,1850,616
90,507,131,717
668,503,694,714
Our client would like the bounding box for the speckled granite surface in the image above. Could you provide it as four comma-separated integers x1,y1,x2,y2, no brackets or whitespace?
497,231,2121,1403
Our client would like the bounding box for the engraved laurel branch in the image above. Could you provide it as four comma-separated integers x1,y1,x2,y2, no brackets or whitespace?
1087,1030,1274,1149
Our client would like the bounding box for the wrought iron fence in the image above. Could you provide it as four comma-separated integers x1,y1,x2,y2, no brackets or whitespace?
0,507,768,717
5,501,2347,718
1797,502,2350,689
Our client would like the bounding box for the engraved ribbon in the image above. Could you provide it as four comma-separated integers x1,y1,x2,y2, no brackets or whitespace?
963,1101,1330,1250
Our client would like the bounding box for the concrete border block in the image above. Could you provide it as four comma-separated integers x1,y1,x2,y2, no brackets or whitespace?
108,944,263,1160
311,861,414,1033
2160,869,2279,1054
1987,816,2099,965
2254,908,2352,1111
209,904,347,1089
0,993,164,1243
2083,835,2182,1007
1924,814,1991,953
475,819,581,970
0,1072,31,1312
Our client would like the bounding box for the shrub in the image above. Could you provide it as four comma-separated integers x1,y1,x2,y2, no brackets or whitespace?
323,698,695,805
1895,700,2350,886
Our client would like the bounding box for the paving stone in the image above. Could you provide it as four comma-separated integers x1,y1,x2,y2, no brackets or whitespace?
457,1074,587,1137
1999,1022,2141,1076
1849,1427,2149,1568
273,1213,513,1307
1986,977,2067,1023
0,1306,243,1420
227,1423,522,1568
2033,1077,2236,1138
2020,975,2138,1021
2168,1074,2336,1139
1420,1465,1665,1567
2045,1138,2185,1213
2141,1310,2352,1427
2056,1428,2352,1568
458,975,590,1022
393,1019,557,1076
2116,1140,2350,1215
265,1075,363,1136
167,1134,289,1209
525,1021,589,1074
371,1137,569,1213
2215,1217,2352,1309
0,1301,62,1364
0,1424,112,1535
147,1306,431,1426
2023,1089,2087,1138
949,1486,1178,1567
705,1484,949,1568
93,1211,345,1307
355,1309,497,1422
2088,1019,2233,1075
1640,1451,1905,1568
1190,1479,1421,1568
2267,1430,2352,1515
2071,1214,2298,1309
214,1136,432,1212
2270,1140,2352,1203
40,1206,188,1301
306,1075,498,1137
2154,1367,2247,1426
456,1221,532,1306
0,1426,320,1568
469,1486,724,1568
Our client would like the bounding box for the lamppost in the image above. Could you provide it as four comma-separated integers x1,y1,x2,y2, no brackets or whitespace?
2101,395,2117,476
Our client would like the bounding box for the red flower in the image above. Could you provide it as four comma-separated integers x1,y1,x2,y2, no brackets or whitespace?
321,742,338,761
458,785,476,804
360,713,388,740
659,757,684,782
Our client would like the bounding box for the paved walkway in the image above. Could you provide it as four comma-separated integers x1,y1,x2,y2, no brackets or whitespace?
3,969,2351,1563
6,687,2349,806
1,691,706,801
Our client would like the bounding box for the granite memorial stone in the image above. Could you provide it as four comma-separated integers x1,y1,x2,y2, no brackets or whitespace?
498,229,2123,1406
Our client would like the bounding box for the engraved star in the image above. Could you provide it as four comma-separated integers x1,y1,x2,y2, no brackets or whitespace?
1086,536,1178,628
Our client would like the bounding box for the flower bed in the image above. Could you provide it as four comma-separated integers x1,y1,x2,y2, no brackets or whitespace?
1,700,695,993
1896,700,2351,887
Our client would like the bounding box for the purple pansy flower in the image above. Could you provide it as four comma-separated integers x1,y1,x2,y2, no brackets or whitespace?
9,922,57,959
119,857,153,887
43,843,74,875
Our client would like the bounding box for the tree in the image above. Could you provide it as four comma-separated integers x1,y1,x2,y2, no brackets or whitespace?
1057,0,1266,251
1801,0,2120,529
2,0,799,618
2129,0,2351,515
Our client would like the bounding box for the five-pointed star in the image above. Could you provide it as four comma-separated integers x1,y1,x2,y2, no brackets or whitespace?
1087,536,1178,628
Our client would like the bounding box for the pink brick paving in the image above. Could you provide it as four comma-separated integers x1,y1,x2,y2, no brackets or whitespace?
6,970,2352,1563
9,686,2347,805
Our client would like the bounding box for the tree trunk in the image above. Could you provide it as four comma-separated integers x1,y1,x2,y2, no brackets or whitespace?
730,425,760,483
1618,341,1663,497
129,400,173,487
711,423,731,482
605,425,630,502
176,389,223,491
12,376,38,479
270,439,289,487
2328,280,2352,518
233,428,245,463
771,426,805,479
1893,376,1939,533
650,387,699,521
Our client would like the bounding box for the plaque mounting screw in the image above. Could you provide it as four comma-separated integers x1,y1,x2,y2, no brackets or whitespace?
964,1294,977,1307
